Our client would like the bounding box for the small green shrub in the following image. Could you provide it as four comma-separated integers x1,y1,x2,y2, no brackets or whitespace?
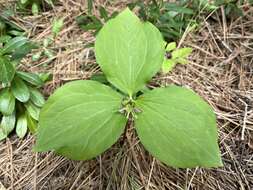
162,42,192,73
0,37,48,140
35,9,222,168
78,0,248,42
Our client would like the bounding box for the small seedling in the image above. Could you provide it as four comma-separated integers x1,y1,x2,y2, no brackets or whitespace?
35,9,222,168
32,18,64,63
17,0,55,15
0,37,49,140
162,42,192,73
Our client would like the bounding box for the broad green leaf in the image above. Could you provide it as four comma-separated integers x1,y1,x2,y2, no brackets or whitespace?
1,36,28,54
0,113,16,135
135,86,222,168
95,8,165,96
162,59,176,73
0,89,15,115
16,71,44,86
25,102,40,120
35,80,127,160
0,56,15,84
29,88,45,107
166,42,176,51
172,47,192,59
11,77,30,102
16,114,27,138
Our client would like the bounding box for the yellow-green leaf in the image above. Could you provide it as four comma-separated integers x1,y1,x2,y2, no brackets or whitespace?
35,80,127,160
135,86,222,168
95,8,165,96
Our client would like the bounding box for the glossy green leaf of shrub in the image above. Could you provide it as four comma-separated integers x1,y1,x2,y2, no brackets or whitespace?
16,114,28,138
11,76,30,102
0,89,15,115
0,56,15,84
35,9,222,168
0,36,47,141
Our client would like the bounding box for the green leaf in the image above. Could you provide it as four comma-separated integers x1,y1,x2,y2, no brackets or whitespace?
0,113,16,135
0,35,11,43
26,112,37,133
135,86,222,168
32,52,42,61
0,127,7,141
162,59,176,73
1,36,28,54
0,56,15,84
25,102,40,120
21,0,28,4
165,3,194,15
38,72,52,82
166,42,176,51
95,8,165,96
172,47,192,59
35,80,127,160
44,49,54,58
0,89,15,115
87,0,93,14
99,6,108,21
16,114,27,138
11,76,30,102
176,58,189,65
52,18,64,37
32,3,39,15
11,42,37,61
16,71,44,86
7,30,25,36
29,88,45,107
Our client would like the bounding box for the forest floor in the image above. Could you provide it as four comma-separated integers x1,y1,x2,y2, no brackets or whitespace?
0,0,253,190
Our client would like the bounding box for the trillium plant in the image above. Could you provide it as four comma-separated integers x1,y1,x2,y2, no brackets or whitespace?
35,9,222,168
